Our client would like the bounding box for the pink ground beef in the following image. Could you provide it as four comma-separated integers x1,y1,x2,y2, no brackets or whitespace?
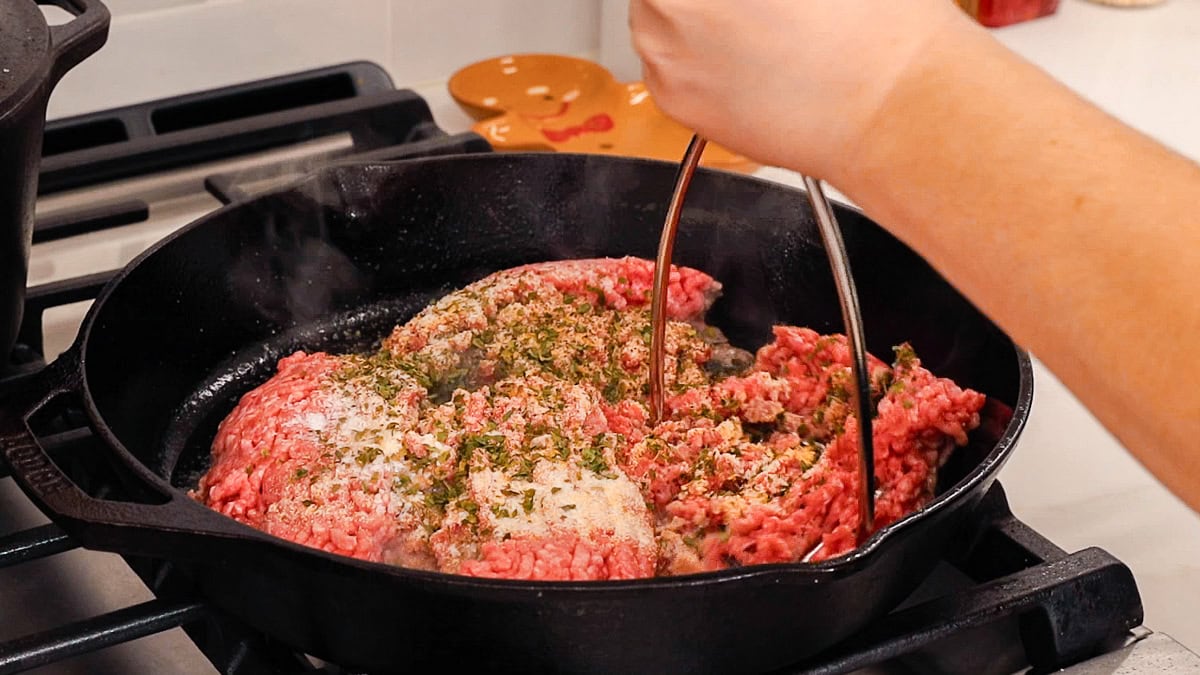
194,257,985,579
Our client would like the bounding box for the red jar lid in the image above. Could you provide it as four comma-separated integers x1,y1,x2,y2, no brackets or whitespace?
959,0,1061,27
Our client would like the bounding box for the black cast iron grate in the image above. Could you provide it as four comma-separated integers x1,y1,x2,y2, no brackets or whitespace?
0,63,1144,674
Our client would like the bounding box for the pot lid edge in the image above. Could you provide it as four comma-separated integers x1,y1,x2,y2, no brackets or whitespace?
0,2,53,108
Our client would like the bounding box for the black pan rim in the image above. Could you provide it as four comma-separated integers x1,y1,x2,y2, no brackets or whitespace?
71,151,1034,590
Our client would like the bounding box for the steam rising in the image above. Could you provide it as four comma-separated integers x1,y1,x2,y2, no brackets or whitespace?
228,173,367,328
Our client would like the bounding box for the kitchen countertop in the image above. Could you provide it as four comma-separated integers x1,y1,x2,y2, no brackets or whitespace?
417,0,1200,654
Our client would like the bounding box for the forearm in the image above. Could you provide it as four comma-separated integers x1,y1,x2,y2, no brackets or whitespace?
829,20,1200,507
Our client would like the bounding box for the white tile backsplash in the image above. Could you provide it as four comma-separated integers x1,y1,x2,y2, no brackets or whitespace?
598,0,640,83
47,0,394,119
100,0,208,16
386,0,600,84
45,0,603,121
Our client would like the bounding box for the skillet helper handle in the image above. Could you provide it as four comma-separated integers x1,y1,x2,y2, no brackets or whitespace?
0,354,249,558
41,0,111,83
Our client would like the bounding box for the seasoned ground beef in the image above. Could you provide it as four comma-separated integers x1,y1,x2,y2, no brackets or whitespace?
194,257,984,580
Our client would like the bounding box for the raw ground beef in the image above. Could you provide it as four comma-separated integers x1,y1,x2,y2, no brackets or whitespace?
193,257,985,580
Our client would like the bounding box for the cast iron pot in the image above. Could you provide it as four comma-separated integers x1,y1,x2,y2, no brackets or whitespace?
0,154,1032,674
0,0,109,366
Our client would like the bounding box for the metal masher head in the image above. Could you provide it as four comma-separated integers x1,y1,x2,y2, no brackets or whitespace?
648,134,876,542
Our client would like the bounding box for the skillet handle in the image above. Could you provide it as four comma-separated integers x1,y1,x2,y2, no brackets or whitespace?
0,353,254,560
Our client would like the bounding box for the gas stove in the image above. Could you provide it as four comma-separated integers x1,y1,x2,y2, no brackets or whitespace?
0,62,1196,675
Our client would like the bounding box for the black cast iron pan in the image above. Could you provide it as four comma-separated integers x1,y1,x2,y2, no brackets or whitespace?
0,154,1032,674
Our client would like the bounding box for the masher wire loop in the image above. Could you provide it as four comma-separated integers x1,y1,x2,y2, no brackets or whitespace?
648,135,876,542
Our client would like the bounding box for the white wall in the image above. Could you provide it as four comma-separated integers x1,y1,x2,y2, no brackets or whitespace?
46,0,603,120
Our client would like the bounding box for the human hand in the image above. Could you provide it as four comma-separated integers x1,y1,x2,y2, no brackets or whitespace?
629,0,972,181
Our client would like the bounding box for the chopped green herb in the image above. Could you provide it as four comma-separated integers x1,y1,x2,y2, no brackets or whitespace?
355,446,383,466
581,436,610,475
893,342,918,369
513,457,536,481
460,433,509,468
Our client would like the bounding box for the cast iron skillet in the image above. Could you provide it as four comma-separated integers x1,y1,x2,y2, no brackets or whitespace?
0,153,1032,674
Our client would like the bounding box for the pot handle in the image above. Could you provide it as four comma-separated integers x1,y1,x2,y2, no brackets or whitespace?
0,354,258,560
41,0,111,83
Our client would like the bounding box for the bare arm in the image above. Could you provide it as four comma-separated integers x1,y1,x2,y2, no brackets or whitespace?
631,1,1200,510
845,19,1200,510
